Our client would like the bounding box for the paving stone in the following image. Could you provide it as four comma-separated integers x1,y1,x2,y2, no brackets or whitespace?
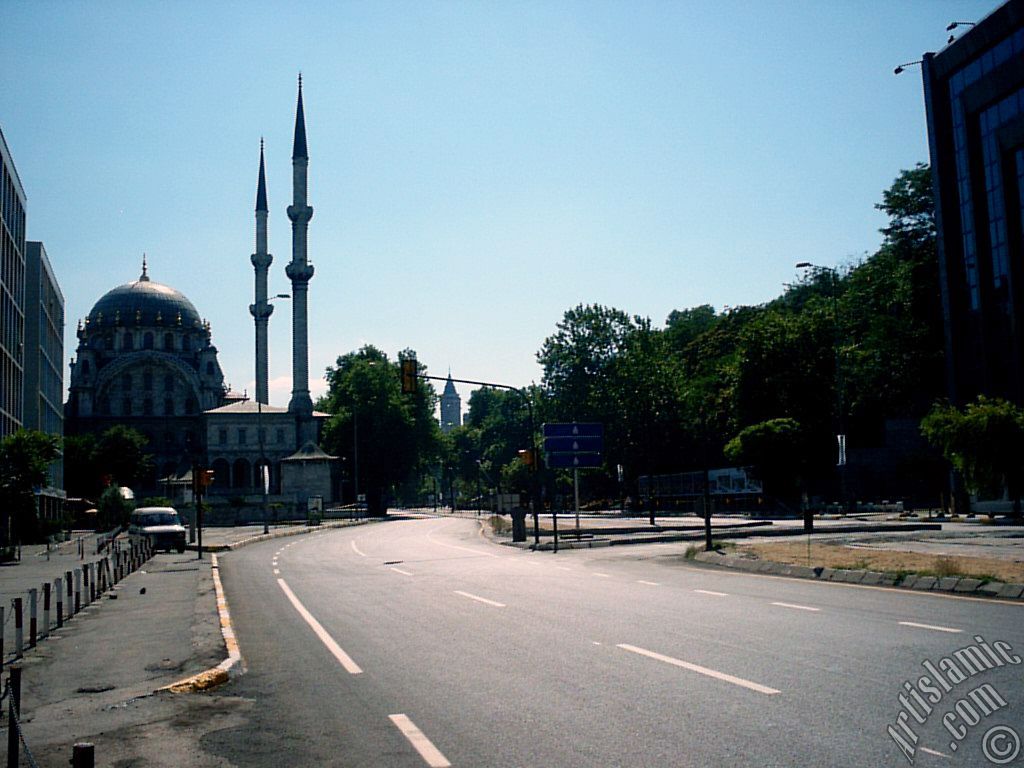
997,583,1024,599
954,578,982,593
978,582,1005,597
912,576,937,590
938,577,961,591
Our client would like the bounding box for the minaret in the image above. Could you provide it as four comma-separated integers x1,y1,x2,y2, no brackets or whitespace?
249,139,273,404
440,373,462,434
286,75,316,444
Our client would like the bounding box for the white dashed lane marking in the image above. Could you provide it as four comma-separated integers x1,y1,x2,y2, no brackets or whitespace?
277,578,363,674
770,602,820,612
454,590,506,608
693,589,729,596
617,644,780,695
389,714,451,767
899,621,962,634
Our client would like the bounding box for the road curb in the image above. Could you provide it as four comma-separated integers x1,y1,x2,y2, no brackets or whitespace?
691,550,1024,601
186,518,370,553
159,552,242,693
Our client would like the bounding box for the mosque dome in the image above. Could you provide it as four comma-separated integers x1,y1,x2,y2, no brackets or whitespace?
86,264,202,329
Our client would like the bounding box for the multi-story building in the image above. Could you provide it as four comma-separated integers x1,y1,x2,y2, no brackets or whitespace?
23,241,65,517
0,126,27,440
922,0,1024,405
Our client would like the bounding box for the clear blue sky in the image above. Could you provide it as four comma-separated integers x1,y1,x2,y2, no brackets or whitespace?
1,0,1000,409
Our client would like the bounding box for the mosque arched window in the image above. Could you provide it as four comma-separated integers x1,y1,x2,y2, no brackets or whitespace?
185,397,198,415
122,333,134,351
164,333,174,351
122,397,132,416
143,370,153,391
164,399,174,416
98,396,110,415
143,332,154,350
143,398,153,416
81,360,90,377
182,336,191,352
104,334,113,349
205,361,214,376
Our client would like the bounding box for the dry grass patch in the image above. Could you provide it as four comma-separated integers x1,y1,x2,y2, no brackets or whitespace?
738,541,1024,583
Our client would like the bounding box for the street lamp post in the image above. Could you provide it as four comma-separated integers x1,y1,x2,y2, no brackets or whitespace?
796,262,846,523
257,293,290,535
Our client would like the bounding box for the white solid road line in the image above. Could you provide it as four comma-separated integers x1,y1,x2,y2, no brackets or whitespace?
899,621,963,634
390,567,414,576
592,572,611,578
771,601,820,612
277,578,363,674
351,540,366,557
426,527,499,558
389,714,452,768
617,643,780,695
637,580,660,586
693,589,729,596
454,590,506,608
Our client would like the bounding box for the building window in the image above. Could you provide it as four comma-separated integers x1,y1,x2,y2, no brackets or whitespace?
238,428,247,445
164,333,174,351
219,428,228,445
143,398,153,416
143,370,153,391
122,397,132,416
143,332,154,349
122,333,134,351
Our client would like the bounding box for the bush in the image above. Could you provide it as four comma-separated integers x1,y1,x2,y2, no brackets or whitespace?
97,485,134,530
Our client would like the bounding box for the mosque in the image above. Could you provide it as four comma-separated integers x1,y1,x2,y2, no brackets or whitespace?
65,79,334,513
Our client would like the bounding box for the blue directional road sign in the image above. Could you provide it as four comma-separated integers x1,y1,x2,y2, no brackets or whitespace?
542,423,603,438
546,452,604,469
542,436,603,454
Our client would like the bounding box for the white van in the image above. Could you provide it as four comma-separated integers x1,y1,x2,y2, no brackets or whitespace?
128,507,187,553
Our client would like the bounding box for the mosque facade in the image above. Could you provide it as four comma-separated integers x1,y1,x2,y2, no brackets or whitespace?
65,79,334,510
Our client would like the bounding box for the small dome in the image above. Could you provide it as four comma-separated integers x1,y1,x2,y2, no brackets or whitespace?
88,277,202,328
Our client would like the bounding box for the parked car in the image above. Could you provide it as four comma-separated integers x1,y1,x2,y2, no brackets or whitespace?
128,507,187,553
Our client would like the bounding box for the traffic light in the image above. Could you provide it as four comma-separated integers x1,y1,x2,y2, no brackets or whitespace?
518,449,534,467
401,358,417,394
202,469,215,488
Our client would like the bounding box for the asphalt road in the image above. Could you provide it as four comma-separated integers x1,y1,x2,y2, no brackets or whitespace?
213,515,1024,767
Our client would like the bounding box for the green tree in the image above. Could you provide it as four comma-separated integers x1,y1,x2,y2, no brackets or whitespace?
96,485,135,530
95,426,154,490
921,397,1024,516
64,433,101,500
724,418,806,509
0,429,62,545
319,346,442,515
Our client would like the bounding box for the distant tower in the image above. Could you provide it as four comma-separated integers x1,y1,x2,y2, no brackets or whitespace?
286,75,316,444
440,374,461,433
249,139,273,404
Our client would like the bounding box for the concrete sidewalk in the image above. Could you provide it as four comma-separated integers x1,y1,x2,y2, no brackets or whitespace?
1,519,371,766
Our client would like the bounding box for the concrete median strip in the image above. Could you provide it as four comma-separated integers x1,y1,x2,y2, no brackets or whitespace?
692,550,1024,602
160,553,243,693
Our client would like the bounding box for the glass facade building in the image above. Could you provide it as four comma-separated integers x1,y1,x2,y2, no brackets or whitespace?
923,0,1024,404
0,126,27,440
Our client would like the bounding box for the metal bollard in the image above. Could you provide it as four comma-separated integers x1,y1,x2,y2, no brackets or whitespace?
8,665,22,768
65,571,73,617
72,742,95,768
74,568,82,614
28,589,37,648
55,579,64,628
13,598,23,658
84,563,91,605
43,583,51,640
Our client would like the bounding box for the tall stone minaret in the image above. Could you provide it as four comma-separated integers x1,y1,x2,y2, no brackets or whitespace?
249,139,273,404
286,75,316,444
